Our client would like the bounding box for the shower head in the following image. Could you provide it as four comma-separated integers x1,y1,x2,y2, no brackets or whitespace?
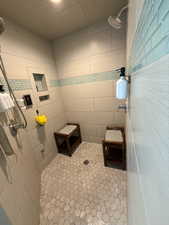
0,17,5,35
108,5,128,29
108,16,122,29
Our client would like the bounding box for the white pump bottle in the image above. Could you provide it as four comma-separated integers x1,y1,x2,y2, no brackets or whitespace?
116,67,128,99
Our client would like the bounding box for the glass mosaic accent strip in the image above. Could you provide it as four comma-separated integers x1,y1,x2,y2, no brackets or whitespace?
130,0,169,72
0,77,32,91
49,80,60,87
0,71,118,90
59,71,118,87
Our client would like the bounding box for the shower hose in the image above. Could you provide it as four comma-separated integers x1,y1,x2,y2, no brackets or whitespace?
0,54,27,128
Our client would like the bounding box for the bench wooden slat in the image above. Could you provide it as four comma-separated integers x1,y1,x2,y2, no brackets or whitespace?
59,125,77,135
105,130,123,143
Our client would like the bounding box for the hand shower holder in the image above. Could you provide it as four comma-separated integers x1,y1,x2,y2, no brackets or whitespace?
9,121,25,136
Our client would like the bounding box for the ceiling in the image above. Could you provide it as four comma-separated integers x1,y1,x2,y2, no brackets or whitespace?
0,0,127,40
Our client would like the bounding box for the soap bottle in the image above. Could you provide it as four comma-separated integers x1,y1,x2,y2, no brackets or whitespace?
116,67,128,99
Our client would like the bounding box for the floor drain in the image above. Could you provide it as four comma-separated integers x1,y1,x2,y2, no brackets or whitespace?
83,160,89,165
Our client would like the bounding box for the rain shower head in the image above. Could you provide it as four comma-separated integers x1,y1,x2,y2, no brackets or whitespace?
108,5,128,29
108,16,122,29
0,17,5,35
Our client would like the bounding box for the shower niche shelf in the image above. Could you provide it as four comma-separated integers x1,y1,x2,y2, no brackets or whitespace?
33,73,48,92
39,94,50,102
33,73,50,103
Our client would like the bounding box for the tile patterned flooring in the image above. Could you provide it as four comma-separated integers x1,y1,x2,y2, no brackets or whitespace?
40,142,127,225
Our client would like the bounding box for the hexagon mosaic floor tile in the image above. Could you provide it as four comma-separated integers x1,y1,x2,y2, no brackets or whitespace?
40,142,127,225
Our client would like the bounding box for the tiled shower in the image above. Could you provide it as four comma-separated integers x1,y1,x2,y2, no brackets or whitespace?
0,0,169,224
0,16,126,225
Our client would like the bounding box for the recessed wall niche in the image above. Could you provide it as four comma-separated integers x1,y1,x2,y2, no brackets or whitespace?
33,73,48,92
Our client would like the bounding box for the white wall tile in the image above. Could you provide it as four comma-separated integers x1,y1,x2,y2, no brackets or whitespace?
0,18,66,225
90,49,126,73
54,21,126,79
92,81,116,97
94,97,125,112
64,98,94,112
57,57,91,78
54,21,126,143
61,83,96,99
89,29,113,55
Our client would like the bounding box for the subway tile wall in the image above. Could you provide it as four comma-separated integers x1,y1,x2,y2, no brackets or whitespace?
127,0,169,225
130,0,169,72
0,19,66,225
53,21,126,143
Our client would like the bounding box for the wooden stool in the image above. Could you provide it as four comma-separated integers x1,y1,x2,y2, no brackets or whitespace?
102,127,126,170
54,123,82,157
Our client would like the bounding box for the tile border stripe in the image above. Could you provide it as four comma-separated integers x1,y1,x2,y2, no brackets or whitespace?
0,70,118,90
0,77,32,91
59,71,118,87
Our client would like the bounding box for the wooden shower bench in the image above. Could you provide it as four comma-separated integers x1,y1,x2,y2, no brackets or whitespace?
54,123,81,157
102,127,126,170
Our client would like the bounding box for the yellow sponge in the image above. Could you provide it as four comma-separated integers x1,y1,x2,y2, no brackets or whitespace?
35,115,47,126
